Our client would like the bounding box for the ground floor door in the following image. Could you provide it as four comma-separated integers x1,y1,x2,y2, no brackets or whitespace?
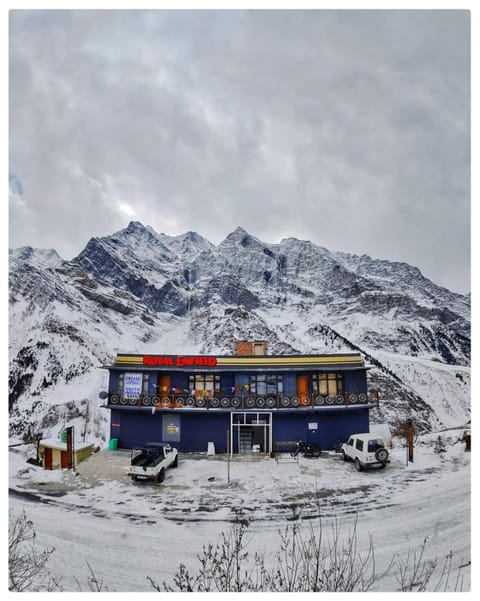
230,412,272,455
60,451,68,468
44,447,53,470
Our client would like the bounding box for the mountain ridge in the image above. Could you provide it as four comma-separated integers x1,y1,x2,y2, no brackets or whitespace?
9,221,470,443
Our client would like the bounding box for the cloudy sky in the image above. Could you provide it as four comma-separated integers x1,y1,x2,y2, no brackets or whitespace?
9,9,470,293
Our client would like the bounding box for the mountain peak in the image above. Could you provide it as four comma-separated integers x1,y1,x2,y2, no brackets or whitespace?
125,220,148,234
9,246,63,269
220,226,260,247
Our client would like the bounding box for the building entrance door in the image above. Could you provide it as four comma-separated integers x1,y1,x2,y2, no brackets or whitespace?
230,412,272,455
158,375,171,399
44,447,53,470
297,374,309,405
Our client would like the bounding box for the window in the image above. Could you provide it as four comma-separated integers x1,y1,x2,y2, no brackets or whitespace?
367,439,385,452
249,374,283,395
355,439,364,452
189,374,220,395
312,373,343,396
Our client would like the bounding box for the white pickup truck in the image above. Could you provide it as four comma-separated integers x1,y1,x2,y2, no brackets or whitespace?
128,442,178,482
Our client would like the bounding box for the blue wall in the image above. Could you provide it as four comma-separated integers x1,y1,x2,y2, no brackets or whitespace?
109,369,368,397
110,408,370,452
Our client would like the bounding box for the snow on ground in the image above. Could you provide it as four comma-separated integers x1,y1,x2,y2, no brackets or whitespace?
8,431,471,592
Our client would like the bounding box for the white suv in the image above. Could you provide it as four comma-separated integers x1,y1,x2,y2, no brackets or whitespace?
341,433,389,471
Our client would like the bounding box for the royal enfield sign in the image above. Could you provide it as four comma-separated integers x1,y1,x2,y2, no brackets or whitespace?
143,355,217,367
124,373,142,399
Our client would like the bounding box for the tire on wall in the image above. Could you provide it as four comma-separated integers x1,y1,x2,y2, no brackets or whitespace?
266,397,276,408
210,397,220,408
220,397,230,408
231,397,240,408
315,395,325,406
348,393,358,404
358,393,367,403
142,396,152,406
256,397,266,408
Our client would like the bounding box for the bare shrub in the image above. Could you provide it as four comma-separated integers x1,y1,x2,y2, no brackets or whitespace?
8,510,60,592
153,512,380,592
153,512,467,593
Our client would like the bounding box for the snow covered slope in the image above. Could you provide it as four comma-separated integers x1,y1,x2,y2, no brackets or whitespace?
8,222,470,442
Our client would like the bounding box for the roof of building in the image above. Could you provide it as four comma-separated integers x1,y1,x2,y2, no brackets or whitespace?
39,439,94,451
104,352,367,372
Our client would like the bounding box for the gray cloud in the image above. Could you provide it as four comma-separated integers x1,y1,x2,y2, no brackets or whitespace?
9,9,470,293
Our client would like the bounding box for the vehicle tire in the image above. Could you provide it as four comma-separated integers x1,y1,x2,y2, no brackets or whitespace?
341,450,348,462
158,468,165,483
312,446,321,458
172,455,178,468
375,448,389,463
355,458,363,472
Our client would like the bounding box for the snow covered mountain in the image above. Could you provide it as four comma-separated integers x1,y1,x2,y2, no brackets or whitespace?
9,221,470,443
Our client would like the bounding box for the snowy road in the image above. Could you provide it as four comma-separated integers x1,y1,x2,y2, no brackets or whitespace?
9,433,471,592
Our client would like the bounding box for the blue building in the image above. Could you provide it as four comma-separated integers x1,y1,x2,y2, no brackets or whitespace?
103,345,378,453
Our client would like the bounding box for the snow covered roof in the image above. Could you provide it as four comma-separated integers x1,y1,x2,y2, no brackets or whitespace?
39,438,94,452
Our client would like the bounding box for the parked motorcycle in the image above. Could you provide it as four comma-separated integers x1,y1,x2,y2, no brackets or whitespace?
291,440,322,458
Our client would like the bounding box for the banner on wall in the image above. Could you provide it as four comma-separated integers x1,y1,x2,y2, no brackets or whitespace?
124,373,142,399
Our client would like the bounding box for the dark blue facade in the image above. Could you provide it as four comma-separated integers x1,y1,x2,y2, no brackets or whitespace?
110,406,371,452
105,352,375,453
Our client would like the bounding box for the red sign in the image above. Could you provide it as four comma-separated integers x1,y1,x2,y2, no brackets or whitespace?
143,355,217,368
